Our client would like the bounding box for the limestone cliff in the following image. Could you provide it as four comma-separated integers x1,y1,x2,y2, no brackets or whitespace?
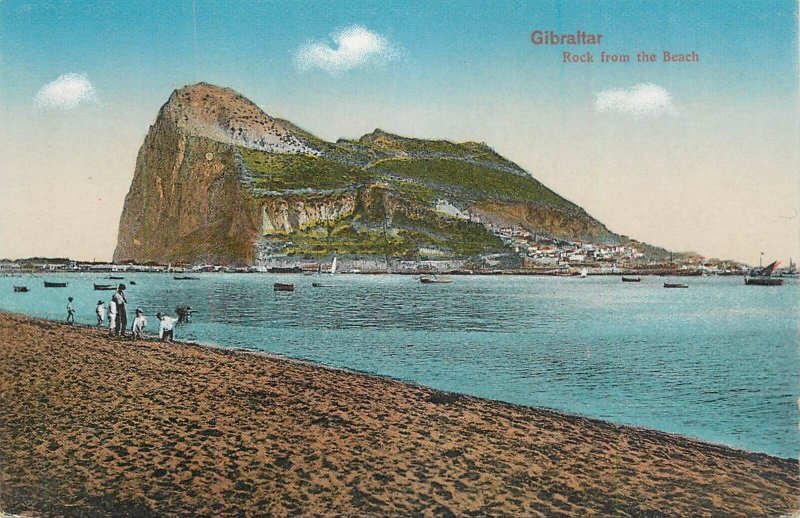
114,83,624,265
114,87,264,265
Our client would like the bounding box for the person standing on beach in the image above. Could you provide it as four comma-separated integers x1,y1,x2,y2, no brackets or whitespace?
95,300,105,326
112,284,128,337
107,298,116,337
156,312,177,342
131,308,147,339
66,297,75,324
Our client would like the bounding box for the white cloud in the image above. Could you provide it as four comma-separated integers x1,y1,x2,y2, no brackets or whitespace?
293,25,401,74
34,73,97,110
593,83,676,117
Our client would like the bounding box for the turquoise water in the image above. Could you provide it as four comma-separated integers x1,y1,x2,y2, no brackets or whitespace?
1,273,797,458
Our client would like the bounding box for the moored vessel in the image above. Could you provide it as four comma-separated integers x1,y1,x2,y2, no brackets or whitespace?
744,260,783,286
420,274,453,284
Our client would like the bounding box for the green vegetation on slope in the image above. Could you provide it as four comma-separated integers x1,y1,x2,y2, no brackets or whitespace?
284,222,412,258
240,148,374,191
238,140,597,259
373,158,574,208
359,131,479,155
391,211,506,257
240,142,571,210
281,205,505,259
343,131,523,171
387,180,437,206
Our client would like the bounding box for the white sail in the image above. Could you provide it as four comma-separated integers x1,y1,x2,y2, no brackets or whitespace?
580,268,588,278
330,256,337,275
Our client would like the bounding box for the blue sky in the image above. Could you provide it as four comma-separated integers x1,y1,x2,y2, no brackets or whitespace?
3,1,796,107
0,0,798,262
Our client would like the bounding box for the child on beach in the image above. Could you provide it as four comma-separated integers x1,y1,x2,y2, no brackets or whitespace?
176,305,193,324
156,312,177,343
131,308,147,339
95,300,105,326
66,297,75,324
107,298,116,337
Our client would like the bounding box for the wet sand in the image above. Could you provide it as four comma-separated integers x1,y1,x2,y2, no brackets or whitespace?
0,312,797,517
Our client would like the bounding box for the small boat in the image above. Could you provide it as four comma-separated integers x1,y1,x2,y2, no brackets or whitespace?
13,286,29,293
173,276,199,280
129,280,137,285
622,276,641,283
663,282,688,288
93,283,116,291
108,276,124,280
420,274,453,284
44,281,68,288
312,282,333,288
580,268,588,278
274,283,295,292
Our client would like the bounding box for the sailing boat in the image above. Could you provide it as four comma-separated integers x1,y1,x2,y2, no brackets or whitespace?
580,268,588,278
780,258,797,277
419,255,452,284
744,260,783,286
313,255,337,287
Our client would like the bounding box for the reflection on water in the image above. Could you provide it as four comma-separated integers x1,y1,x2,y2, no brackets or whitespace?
0,273,797,458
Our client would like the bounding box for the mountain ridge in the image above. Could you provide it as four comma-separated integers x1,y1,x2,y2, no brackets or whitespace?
114,83,633,266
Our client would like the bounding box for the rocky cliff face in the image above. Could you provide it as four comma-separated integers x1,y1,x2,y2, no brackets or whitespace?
114,83,623,265
114,88,265,265
260,193,357,235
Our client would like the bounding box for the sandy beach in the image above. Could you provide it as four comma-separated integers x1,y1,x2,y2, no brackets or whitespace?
0,312,796,517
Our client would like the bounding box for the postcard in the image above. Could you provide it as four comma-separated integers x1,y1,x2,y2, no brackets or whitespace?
0,1,797,516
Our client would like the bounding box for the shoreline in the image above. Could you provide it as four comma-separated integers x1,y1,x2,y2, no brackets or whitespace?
169,326,796,463
2,269,748,277
1,312,797,516
3,311,796,463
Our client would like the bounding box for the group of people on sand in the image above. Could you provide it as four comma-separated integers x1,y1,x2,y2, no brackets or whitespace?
67,284,180,342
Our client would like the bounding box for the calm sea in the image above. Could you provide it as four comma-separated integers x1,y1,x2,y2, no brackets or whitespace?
1,273,797,458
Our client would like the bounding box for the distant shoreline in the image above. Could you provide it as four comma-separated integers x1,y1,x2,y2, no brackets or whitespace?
0,312,796,515
1,268,746,277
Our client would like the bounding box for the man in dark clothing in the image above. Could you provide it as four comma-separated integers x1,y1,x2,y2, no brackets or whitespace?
113,284,128,337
